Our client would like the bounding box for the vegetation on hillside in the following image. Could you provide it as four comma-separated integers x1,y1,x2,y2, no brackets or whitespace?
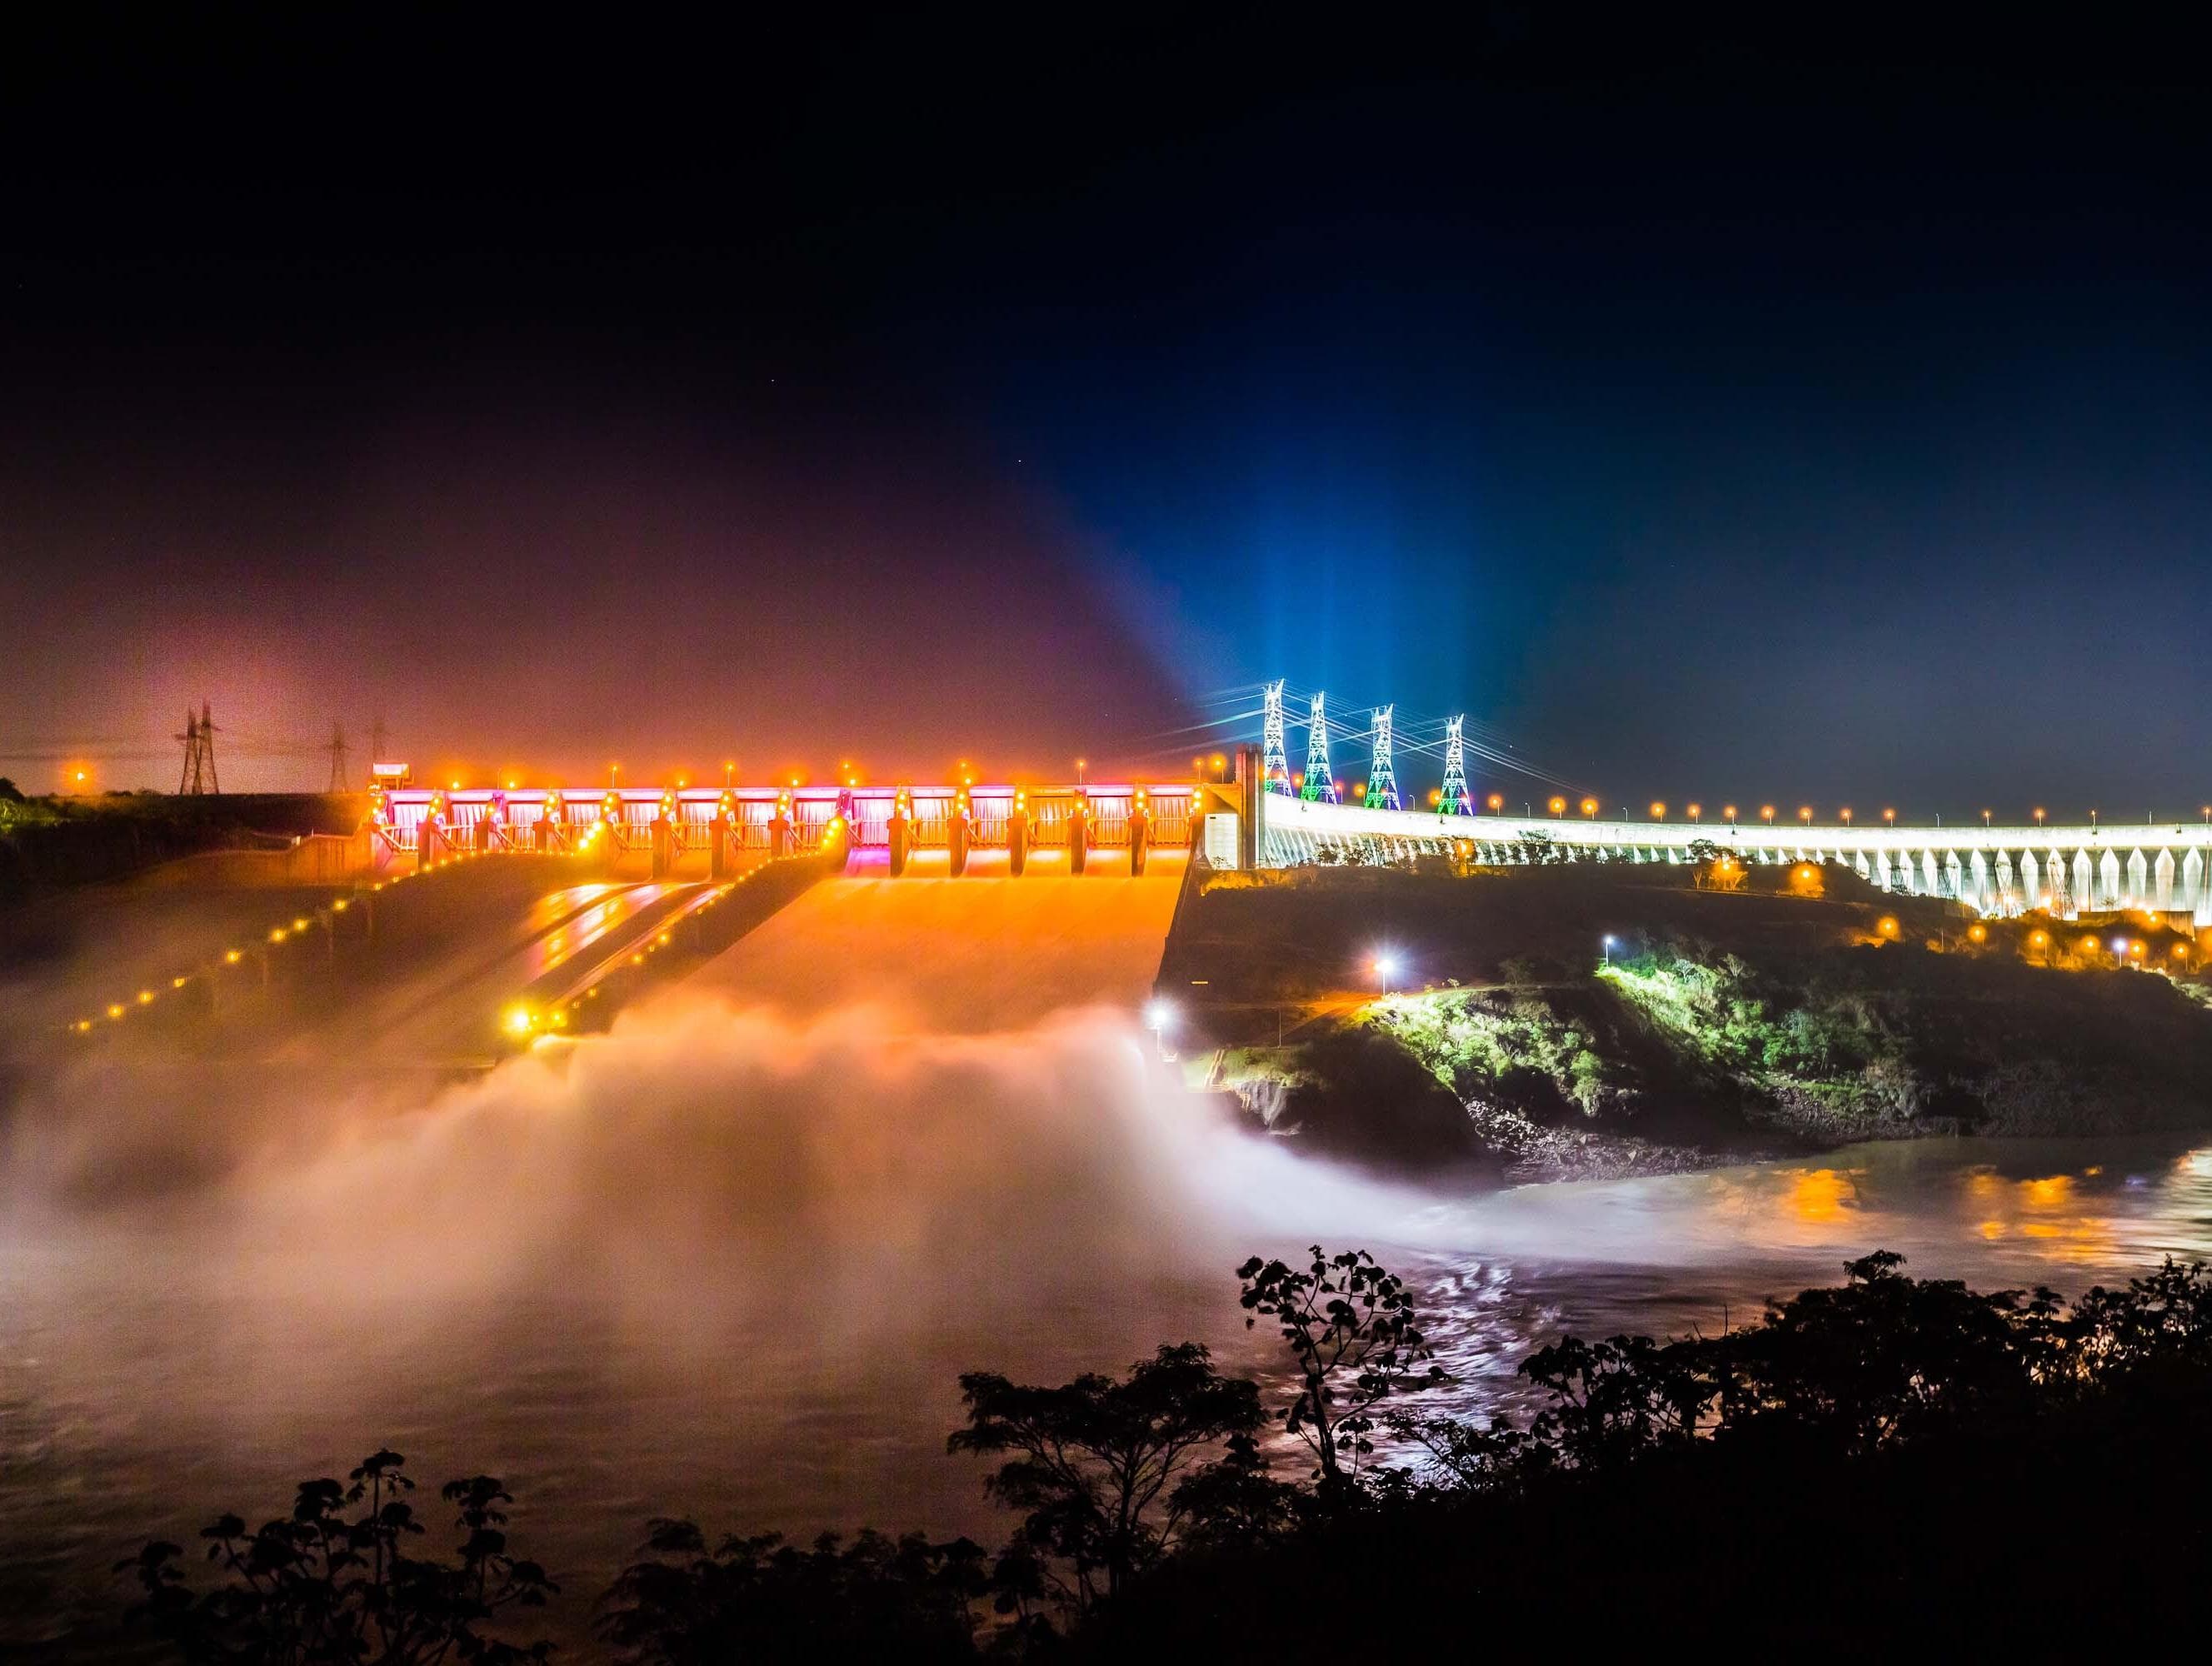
1168,863,2212,1172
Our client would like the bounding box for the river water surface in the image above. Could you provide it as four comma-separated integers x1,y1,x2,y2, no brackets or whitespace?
7,881,2212,1650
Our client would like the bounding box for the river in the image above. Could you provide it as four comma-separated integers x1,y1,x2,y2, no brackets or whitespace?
6,885,2211,1650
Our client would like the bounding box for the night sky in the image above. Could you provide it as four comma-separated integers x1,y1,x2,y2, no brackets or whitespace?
3,9,2206,816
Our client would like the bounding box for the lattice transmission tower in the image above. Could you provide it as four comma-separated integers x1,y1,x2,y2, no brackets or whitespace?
176,701,220,795
1301,692,1338,802
1260,681,1293,795
325,722,352,791
1364,706,1401,811
1440,715,1472,814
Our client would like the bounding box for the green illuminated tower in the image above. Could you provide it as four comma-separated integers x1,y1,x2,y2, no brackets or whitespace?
1441,716,1471,814
1301,693,1337,802
1364,706,1400,811
1261,681,1292,795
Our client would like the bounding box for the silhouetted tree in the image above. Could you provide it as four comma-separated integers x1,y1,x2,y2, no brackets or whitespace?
599,1523,989,1664
947,1341,1263,1610
1707,1250,2064,1451
1238,1246,1446,1486
117,1449,554,1664
1166,1429,1301,1551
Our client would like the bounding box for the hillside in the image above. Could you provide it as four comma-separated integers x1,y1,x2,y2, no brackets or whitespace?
1156,858,2212,1179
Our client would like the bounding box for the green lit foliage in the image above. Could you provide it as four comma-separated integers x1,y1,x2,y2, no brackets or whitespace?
1600,937,1879,1079
1368,989,1637,1120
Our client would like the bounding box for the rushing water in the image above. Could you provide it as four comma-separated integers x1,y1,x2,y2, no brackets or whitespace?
7,887,2212,1651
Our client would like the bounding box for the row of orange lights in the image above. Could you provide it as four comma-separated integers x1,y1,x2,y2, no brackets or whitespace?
64,868,429,1036
64,846,572,1038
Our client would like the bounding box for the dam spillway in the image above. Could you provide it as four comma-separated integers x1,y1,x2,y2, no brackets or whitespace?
689,855,1188,1031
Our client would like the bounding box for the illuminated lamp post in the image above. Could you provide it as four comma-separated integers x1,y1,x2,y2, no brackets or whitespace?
1760,805,1775,826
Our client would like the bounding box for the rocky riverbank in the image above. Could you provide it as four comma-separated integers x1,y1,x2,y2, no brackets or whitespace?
1159,859,2212,1181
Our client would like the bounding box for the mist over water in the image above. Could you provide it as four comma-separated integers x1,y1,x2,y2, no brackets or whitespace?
7,943,2212,1649
0,981,1442,1647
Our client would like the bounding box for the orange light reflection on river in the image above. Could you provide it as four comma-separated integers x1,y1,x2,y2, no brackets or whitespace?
1707,1157,2151,1269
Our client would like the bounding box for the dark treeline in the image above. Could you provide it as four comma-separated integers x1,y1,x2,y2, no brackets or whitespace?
122,1248,2212,1660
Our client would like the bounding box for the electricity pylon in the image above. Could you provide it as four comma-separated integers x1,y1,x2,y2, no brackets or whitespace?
176,710,199,794
176,701,220,795
1301,692,1338,802
1260,681,1293,795
325,722,352,791
1364,706,1400,811
1440,715,1472,814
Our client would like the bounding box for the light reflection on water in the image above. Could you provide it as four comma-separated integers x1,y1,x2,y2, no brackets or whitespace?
1391,1132,2212,1424
7,1015,2211,1650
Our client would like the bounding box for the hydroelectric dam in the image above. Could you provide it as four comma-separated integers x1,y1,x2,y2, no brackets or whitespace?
44,686,2212,1066
363,761,2212,923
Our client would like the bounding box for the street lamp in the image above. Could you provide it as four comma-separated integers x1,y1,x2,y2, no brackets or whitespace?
1883,808,1895,826
1687,803,1701,822
1840,807,1853,826
1548,796,1566,816
2034,807,2045,827
1722,805,1736,823
1760,805,1775,825
1601,934,1616,967
1649,801,1666,821
1799,806,1812,826
1580,798,1598,817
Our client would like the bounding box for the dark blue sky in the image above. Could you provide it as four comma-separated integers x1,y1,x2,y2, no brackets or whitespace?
3,8,2207,814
